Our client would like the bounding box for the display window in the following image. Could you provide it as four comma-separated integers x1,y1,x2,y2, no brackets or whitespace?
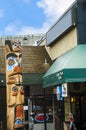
31,95,53,124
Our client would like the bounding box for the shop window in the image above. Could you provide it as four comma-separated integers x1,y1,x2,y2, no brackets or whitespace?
31,95,53,124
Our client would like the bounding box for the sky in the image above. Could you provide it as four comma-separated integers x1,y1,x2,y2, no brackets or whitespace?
0,0,75,36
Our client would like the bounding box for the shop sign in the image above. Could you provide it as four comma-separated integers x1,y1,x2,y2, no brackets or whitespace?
56,83,67,100
62,83,68,97
23,106,28,110
56,71,63,80
33,105,41,110
56,86,63,100
35,113,49,123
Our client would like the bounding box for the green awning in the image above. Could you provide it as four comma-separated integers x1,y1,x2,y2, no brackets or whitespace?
42,45,86,88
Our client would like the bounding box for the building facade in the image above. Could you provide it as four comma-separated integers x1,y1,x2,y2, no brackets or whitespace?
0,34,43,46
41,1,86,130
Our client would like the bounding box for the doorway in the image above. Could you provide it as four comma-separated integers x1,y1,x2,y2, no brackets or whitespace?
31,94,54,130
70,93,86,130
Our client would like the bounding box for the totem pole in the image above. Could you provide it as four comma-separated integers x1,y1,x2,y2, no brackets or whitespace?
5,40,25,130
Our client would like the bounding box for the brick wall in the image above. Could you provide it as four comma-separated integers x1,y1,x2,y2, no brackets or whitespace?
22,46,52,73
0,46,52,74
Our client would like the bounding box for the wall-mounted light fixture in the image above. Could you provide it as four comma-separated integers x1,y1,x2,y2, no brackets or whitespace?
43,58,50,71
44,58,48,64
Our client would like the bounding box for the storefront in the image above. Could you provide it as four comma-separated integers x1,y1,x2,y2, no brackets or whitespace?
42,45,86,130
24,88,56,130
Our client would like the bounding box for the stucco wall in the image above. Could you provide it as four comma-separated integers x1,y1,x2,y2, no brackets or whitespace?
45,27,77,60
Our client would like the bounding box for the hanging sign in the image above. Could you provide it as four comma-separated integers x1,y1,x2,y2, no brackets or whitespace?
62,83,68,97
56,86,63,100
56,83,67,100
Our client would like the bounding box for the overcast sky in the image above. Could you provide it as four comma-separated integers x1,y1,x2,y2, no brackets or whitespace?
0,0,75,36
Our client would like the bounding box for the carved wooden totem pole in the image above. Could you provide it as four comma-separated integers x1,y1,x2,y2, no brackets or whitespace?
5,40,25,130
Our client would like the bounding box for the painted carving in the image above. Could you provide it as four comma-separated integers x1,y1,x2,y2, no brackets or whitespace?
5,40,24,130
14,104,24,128
5,40,21,53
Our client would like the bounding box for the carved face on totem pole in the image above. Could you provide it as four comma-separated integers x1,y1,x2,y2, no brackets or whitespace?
5,40,25,129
